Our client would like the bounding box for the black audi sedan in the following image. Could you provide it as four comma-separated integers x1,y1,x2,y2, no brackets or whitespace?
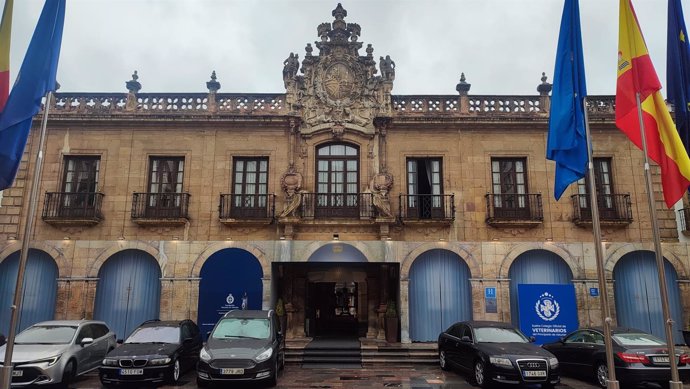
437,321,560,388
99,319,203,387
542,327,690,388
196,309,284,388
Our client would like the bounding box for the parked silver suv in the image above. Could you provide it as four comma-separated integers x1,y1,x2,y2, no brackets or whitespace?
0,320,116,387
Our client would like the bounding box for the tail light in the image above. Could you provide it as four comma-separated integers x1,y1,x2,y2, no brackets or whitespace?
616,352,650,364
680,354,690,364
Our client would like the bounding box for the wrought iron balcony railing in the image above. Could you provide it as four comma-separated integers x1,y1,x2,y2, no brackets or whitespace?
131,192,190,221
219,193,275,221
300,192,375,219
485,193,543,225
398,194,455,222
42,192,104,225
571,194,633,226
678,208,690,233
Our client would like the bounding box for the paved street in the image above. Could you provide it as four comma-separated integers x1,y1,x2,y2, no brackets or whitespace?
69,365,608,389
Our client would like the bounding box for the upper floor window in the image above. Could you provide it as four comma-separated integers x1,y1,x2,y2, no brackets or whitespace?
491,157,529,216
148,157,184,210
315,143,359,217
63,156,100,194
577,157,613,209
233,158,268,209
406,158,443,218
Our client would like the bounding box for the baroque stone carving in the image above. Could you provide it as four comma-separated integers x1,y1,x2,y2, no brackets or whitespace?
283,3,394,137
279,168,303,218
370,172,394,218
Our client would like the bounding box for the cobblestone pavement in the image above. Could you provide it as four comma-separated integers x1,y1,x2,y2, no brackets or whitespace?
68,365,615,389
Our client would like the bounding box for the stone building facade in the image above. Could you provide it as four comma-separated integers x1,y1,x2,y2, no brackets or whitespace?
0,4,689,344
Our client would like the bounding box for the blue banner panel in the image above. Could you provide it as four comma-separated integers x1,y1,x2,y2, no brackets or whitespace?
517,284,578,345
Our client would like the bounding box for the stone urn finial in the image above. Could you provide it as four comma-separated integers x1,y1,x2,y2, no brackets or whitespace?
456,72,471,95
206,70,221,93
126,70,141,93
537,72,552,95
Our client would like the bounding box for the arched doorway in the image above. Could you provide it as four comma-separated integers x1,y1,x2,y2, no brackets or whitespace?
509,250,574,327
197,248,263,338
94,249,161,341
613,251,683,344
0,250,58,334
409,249,472,342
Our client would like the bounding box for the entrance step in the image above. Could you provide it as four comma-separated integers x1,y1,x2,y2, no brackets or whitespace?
285,339,439,367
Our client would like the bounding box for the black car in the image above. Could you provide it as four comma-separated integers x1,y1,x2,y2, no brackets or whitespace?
197,309,284,387
542,327,690,388
99,319,203,386
437,321,560,388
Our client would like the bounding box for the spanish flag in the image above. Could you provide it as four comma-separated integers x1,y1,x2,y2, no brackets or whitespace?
616,0,690,208
0,0,12,111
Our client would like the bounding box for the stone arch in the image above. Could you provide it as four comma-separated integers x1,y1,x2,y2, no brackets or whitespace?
401,242,479,280
605,243,688,279
0,242,68,278
300,241,380,263
498,242,582,280
88,241,160,278
191,242,270,278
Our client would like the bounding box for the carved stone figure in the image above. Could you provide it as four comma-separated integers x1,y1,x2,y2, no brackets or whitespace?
283,53,300,80
370,172,394,218
279,170,303,218
380,55,395,81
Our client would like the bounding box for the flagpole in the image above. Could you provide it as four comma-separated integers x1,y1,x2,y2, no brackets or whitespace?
0,91,52,389
582,97,619,389
634,92,682,388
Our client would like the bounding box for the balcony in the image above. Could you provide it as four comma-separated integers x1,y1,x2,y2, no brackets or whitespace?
398,194,455,223
131,192,190,225
219,194,275,224
678,208,690,236
301,192,375,219
571,194,633,227
42,192,104,226
485,193,543,227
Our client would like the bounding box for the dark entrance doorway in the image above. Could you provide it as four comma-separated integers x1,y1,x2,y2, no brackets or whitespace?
308,281,359,336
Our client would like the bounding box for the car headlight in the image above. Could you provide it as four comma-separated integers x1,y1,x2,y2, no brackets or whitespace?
254,348,273,362
149,357,171,366
489,357,513,368
199,347,211,362
32,355,62,366
548,357,559,368
102,358,119,367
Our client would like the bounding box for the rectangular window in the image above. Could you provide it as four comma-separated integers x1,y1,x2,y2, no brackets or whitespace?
61,156,100,209
147,157,184,210
491,157,529,218
232,157,268,211
577,158,615,210
406,158,443,218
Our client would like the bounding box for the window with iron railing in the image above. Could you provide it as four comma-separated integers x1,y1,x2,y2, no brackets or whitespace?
314,143,360,218
491,157,532,219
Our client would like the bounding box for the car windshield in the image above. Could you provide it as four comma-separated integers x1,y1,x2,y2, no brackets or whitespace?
15,325,77,344
126,326,180,344
613,332,666,346
212,318,270,340
475,327,528,343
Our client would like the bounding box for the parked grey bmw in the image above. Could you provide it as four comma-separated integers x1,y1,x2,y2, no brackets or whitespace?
0,320,116,388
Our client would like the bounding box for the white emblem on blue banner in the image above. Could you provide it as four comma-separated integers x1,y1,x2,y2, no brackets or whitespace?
226,293,235,305
535,292,560,321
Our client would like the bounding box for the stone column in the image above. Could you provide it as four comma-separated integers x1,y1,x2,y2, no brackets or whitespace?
262,277,271,310
400,278,410,343
366,276,379,339
206,70,220,113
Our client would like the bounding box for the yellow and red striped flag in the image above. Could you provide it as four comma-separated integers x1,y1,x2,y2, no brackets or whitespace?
616,0,690,207
0,0,13,111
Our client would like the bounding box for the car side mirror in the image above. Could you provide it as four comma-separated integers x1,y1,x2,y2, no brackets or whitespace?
461,336,471,343
529,336,536,343
80,337,94,347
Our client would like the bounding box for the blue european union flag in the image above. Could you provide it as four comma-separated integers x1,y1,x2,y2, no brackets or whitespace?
667,0,690,171
0,0,65,190
546,0,588,200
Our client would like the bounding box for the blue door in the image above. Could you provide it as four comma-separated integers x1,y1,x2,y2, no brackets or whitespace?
614,251,684,344
409,249,472,342
0,250,58,334
94,250,161,341
509,250,574,327
197,248,263,338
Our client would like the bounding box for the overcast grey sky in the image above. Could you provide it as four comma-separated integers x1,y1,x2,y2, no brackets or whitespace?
8,0,686,95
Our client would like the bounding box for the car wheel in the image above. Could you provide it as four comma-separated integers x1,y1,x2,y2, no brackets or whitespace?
196,376,209,388
595,362,608,388
474,360,488,388
166,358,180,384
439,350,449,371
59,359,76,389
267,356,279,387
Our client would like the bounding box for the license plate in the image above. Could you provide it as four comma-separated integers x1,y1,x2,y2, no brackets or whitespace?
120,368,144,375
11,370,22,377
653,356,670,363
524,370,547,377
220,368,244,375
